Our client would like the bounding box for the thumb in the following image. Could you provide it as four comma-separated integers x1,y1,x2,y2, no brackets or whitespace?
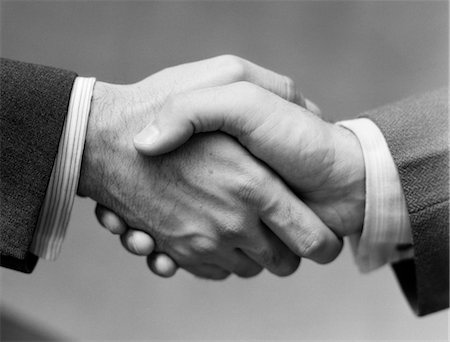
133,83,281,156
134,114,194,156
133,83,321,157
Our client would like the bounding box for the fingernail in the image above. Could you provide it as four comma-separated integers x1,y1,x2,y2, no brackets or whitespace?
135,125,160,146
103,212,121,234
152,254,177,277
129,231,154,255
129,233,140,253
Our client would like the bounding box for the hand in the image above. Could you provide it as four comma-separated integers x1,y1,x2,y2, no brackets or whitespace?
100,101,323,278
133,82,366,241
95,203,178,277
79,56,342,279
95,95,321,278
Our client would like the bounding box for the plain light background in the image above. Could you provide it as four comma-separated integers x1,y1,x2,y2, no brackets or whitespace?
1,1,448,340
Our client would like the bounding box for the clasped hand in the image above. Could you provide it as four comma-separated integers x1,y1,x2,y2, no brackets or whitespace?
79,55,365,279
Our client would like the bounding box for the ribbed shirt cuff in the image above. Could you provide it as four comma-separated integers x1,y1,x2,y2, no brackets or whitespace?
338,118,414,272
31,77,96,260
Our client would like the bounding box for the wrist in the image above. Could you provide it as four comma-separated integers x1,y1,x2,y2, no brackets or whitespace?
77,81,126,200
77,80,158,216
330,124,366,236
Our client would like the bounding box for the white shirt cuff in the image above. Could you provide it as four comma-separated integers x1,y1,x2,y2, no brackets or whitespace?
31,77,96,260
337,118,414,273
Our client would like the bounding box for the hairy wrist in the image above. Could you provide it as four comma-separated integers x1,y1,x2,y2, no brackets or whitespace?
77,81,130,200
77,80,161,223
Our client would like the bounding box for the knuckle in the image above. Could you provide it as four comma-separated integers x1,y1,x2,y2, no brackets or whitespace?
220,222,243,242
216,54,247,81
291,230,326,259
226,62,246,82
190,236,219,256
235,174,260,203
164,93,189,113
234,168,272,204
171,243,197,262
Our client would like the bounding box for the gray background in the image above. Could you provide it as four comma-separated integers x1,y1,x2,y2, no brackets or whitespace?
1,1,448,340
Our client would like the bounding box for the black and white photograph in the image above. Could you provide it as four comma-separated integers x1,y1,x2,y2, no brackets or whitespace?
1,1,448,341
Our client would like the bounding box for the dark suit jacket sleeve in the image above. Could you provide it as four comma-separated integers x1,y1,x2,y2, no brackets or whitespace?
361,89,449,316
0,58,77,273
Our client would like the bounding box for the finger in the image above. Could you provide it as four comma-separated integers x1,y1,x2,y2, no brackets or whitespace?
134,82,295,156
253,173,343,264
212,249,263,278
147,253,178,278
182,263,231,281
295,91,306,108
231,250,264,278
95,204,127,235
151,55,303,105
227,57,302,105
305,98,322,117
238,222,301,277
120,230,155,256
133,82,343,262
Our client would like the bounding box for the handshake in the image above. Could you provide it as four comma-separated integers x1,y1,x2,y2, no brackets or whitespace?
78,55,366,279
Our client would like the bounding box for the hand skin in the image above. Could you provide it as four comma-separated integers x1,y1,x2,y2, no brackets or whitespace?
78,56,342,279
96,98,322,278
95,203,179,277
98,100,322,277
133,82,366,242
